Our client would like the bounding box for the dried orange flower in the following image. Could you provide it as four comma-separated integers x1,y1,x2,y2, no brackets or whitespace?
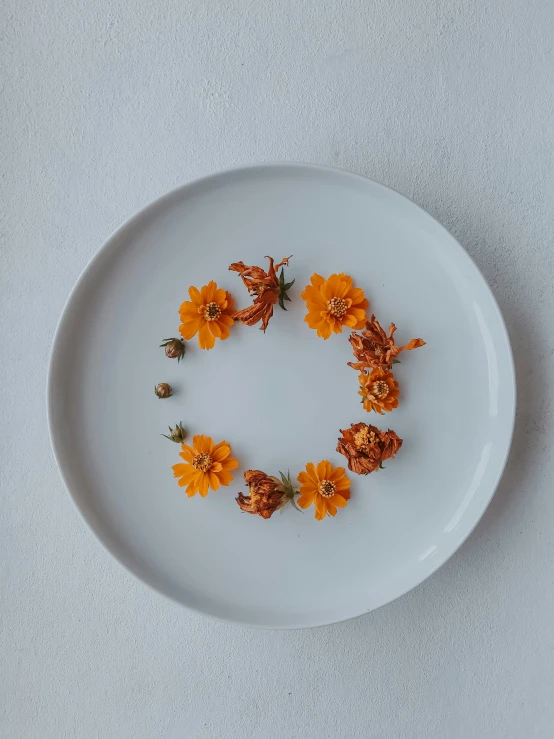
349,314,425,371
229,256,294,331
297,460,350,520
236,470,299,519
301,273,368,339
359,368,399,414
336,422,402,475
172,434,239,497
178,281,234,350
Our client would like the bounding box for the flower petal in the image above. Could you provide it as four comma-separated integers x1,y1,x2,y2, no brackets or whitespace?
297,492,315,508
198,473,210,497
216,470,234,486
208,320,223,338
208,471,220,491
198,322,216,350
317,460,332,480
212,442,231,462
179,317,202,340
220,456,239,471
314,496,327,520
179,445,195,463
188,286,203,306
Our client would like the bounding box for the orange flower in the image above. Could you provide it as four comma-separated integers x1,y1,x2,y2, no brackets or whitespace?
336,422,402,475
359,368,399,414
179,281,234,350
349,314,425,371
229,256,293,332
172,434,239,497
297,460,351,520
301,273,368,339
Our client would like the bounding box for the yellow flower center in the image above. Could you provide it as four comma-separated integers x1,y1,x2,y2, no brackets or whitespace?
374,346,383,356
203,302,221,321
318,479,336,497
369,380,389,399
192,452,213,472
327,297,347,318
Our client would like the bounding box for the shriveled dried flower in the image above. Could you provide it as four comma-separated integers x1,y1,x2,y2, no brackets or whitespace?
162,422,187,443
154,382,173,399
358,368,399,414
160,337,186,362
336,422,403,475
348,314,425,371
236,469,299,519
229,256,294,331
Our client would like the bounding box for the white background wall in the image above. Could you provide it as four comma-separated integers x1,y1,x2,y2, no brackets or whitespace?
2,1,554,737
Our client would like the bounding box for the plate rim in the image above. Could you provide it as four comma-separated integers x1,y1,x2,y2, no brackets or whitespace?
47,161,517,628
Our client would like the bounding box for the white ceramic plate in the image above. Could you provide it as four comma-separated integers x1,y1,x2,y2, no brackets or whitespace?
48,164,515,628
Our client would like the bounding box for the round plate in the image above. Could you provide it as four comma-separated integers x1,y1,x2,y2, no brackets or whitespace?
48,164,515,628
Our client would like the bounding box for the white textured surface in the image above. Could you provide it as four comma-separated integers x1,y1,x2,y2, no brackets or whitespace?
1,0,553,736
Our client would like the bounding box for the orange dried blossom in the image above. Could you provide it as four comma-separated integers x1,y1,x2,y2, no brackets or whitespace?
173,434,238,497
179,281,234,350
301,273,368,339
349,314,425,371
297,460,351,520
236,470,299,519
229,256,294,332
336,422,402,475
359,368,399,414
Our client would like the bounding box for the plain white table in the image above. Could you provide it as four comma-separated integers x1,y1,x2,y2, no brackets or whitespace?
2,1,553,737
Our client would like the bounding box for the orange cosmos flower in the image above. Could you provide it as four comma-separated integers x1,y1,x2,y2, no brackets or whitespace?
179,281,235,350
301,273,368,339
172,434,239,497
349,314,425,371
359,368,399,414
297,460,351,520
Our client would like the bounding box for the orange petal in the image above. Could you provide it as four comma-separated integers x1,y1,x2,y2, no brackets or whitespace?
216,470,234,486
199,436,214,454
179,445,195,463
179,301,199,317
208,471,220,491
188,286,203,306
310,273,325,289
317,460,332,480
201,281,217,303
348,288,367,306
208,320,223,338
212,442,231,462
316,319,333,340
218,313,234,327
220,456,239,471
303,462,319,485
326,502,337,517
179,317,202,340
210,462,223,473
173,464,196,484
214,287,226,305
198,322,216,350
334,275,352,298
329,465,346,482
331,492,349,506
198,473,210,497
297,492,315,508
314,496,327,520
